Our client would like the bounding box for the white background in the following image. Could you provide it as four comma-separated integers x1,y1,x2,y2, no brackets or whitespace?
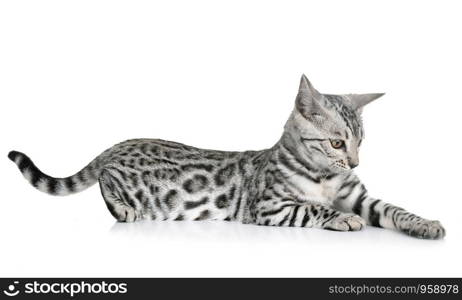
1,0,461,277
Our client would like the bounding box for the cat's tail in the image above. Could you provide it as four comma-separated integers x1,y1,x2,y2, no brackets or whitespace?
8,150,104,196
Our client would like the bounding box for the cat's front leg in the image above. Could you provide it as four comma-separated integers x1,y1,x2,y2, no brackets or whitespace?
253,199,366,231
333,177,446,239
365,198,445,239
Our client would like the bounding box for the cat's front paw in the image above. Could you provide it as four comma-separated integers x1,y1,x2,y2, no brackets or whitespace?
324,214,366,232
405,220,446,239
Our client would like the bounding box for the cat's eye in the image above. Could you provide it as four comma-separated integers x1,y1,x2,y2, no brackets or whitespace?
330,139,344,149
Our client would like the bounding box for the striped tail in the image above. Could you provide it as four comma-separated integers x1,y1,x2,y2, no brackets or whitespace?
8,150,104,196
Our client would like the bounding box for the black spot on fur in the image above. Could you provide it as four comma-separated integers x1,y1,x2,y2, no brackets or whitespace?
194,210,210,221
311,207,318,217
164,190,179,210
185,197,209,210
134,190,144,202
149,184,156,195
214,163,236,186
182,175,208,193
174,214,184,221
215,194,229,209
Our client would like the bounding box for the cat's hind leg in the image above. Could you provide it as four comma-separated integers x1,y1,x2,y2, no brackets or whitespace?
98,169,141,222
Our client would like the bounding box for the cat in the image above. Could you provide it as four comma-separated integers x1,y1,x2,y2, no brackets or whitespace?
8,74,445,239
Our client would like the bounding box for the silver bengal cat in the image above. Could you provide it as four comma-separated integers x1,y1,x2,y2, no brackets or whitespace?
9,75,445,239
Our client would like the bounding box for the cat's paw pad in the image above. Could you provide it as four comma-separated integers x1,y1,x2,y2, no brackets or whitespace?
407,220,445,239
325,214,366,231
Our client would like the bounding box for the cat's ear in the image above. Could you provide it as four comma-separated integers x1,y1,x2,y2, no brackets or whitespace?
348,93,385,114
296,74,328,121
298,74,321,98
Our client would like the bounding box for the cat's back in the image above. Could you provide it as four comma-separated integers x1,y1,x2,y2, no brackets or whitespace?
106,138,253,163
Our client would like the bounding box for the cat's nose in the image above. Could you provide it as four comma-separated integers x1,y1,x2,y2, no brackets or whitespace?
349,162,359,169
348,157,359,169
348,149,359,169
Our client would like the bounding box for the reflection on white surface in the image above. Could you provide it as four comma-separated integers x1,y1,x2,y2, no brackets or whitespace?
0,216,452,277
109,220,437,246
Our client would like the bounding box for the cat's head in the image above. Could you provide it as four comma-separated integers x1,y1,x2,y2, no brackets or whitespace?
284,74,384,173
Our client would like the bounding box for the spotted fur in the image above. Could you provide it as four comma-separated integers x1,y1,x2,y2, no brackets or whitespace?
8,75,445,239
